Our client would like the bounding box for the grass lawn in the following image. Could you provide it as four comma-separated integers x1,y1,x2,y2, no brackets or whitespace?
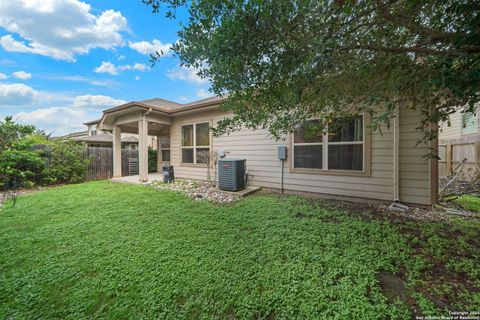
454,194,480,212
0,181,479,319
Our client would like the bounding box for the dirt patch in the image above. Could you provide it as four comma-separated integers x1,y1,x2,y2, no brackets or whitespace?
377,271,409,304
294,212,314,219
377,271,419,317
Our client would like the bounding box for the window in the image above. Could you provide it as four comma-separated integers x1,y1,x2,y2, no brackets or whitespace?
292,115,365,172
90,130,97,136
181,122,210,164
293,119,324,169
462,112,478,135
160,136,170,162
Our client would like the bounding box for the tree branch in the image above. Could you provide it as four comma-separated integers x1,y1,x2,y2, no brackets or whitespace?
349,44,478,56
375,0,472,44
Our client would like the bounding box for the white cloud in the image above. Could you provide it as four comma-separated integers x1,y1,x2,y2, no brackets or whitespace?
94,61,149,75
196,89,210,98
128,39,171,56
178,96,189,102
0,83,38,105
89,79,118,87
0,1,128,61
119,63,149,72
12,71,32,80
135,76,140,81
0,73,7,80
52,75,118,87
166,66,209,84
73,94,126,110
15,106,89,135
13,93,127,135
94,61,117,75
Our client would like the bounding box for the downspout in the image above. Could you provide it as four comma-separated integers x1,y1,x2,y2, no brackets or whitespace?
389,105,409,212
280,159,284,194
144,108,153,117
393,105,400,202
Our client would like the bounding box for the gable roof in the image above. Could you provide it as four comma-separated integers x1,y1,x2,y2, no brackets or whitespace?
73,134,138,143
137,98,181,110
102,95,227,115
83,119,100,125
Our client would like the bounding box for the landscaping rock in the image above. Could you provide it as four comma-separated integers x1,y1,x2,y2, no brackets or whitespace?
148,179,240,204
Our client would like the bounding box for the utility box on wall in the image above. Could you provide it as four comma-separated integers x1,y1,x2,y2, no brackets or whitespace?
278,146,287,160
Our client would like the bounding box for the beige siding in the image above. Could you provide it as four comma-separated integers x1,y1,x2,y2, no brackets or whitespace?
170,108,434,205
439,107,480,141
439,111,463,140
398,109,433,204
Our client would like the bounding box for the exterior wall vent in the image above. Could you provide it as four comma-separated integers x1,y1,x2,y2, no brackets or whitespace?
218,159,246,191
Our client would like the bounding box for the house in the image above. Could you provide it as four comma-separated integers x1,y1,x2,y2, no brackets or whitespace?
96,96,438,206
438,106,479,177
54,130,88,140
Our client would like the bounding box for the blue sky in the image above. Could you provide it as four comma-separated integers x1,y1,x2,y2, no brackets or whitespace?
0,0,211,135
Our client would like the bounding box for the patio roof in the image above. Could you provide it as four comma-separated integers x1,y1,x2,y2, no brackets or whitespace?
73,134,138,143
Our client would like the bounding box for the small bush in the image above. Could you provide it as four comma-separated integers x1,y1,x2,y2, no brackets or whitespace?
148,147,157,173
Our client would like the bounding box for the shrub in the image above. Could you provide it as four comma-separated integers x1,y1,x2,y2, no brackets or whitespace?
0,116,91,189
44,140,91,184
148,147,157,173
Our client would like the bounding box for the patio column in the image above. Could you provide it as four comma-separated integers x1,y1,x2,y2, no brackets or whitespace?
112,125,122,178
138,117,148,182
156,135,163,173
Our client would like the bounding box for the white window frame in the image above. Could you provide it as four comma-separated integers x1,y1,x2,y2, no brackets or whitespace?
292,114,365,172
181,122,211,165
160,136,170,163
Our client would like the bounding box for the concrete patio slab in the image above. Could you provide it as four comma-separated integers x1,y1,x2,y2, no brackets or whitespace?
216,185,262,197
111,173,163,184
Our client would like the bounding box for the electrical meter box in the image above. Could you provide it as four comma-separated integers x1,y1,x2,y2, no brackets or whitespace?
278,146,287,160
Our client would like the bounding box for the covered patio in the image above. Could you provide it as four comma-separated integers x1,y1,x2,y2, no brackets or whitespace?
97,100,173,182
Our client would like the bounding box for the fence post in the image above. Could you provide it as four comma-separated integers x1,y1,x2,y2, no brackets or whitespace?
446,143,452,175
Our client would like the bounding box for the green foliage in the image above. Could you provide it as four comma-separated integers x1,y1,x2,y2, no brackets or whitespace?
0,116,36,152
44,140,90,184
0,117,90,189
0,147,46,187
454,195,480,212
145,0,480,145
148,146,157,173
0,182,479,318
0,124,49,188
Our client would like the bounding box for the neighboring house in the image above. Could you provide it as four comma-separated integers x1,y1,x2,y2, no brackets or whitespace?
439,107,479,142
97,96,438,206
438,107,479,177
54,130,88,140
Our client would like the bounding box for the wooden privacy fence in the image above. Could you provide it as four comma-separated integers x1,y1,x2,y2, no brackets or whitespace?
438,138,480,178
85,147,139,181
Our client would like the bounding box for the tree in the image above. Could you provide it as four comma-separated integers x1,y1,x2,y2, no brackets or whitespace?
144,0,479,148
0,116,36,153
